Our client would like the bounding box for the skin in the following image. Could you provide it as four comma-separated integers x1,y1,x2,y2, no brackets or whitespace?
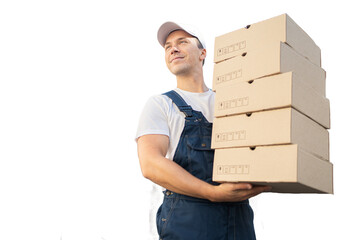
164,30,207,92
137,30,271,202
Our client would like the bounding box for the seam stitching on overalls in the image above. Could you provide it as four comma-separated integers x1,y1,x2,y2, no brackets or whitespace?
160,195,180,237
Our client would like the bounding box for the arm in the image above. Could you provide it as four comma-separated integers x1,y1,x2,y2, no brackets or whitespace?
137,134,270,202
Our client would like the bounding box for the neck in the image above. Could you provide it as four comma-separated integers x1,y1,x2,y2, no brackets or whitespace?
176,69,209,93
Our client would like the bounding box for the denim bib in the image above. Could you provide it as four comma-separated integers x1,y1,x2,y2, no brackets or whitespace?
156,90,255,240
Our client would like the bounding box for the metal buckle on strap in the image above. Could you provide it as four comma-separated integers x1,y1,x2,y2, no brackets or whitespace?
180,106,193,117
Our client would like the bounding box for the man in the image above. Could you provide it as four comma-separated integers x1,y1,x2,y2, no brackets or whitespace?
136,21,270,240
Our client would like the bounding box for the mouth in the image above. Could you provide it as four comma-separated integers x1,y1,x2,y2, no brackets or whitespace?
170,56,184,63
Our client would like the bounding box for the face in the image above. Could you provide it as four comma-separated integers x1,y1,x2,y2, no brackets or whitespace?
164,30,206,76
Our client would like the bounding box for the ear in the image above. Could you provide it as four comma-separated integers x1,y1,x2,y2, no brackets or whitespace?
199,48,207,61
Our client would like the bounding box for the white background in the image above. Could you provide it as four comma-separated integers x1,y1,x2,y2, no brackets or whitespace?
1,0,359,239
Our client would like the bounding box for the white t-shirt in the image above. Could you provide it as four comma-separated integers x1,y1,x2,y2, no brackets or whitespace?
135,87,215,239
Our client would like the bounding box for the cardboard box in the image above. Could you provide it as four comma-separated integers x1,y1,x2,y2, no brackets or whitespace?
214,14,321,66
214,72,330,129
212,144,333,194
211,107,329,161
212,42,326,95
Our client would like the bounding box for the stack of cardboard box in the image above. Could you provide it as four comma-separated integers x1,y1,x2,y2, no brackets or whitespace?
210,14,333,194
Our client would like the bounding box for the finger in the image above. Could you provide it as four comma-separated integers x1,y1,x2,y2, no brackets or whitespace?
232,183,253,191
244,185,272,199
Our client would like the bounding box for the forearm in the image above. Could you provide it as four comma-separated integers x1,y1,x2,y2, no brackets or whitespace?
137,134,270,202
141,154,214,200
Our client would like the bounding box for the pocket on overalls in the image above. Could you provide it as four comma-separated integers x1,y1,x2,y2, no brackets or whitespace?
156,193,179,238
186,135,214,183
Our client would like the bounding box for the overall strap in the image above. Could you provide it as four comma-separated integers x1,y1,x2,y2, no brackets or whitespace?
163,90,193,117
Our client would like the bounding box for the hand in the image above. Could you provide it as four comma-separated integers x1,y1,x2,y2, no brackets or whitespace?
209,183,271,202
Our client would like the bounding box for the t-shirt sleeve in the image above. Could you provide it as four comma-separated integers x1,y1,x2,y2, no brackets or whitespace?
135,95,170,141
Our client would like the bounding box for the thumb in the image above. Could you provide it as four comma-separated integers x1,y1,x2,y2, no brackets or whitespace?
232,183,253,190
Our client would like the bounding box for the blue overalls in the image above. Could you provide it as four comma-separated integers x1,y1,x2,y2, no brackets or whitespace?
156,90,256,240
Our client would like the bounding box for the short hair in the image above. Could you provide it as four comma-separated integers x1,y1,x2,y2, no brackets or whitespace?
195,38,205,66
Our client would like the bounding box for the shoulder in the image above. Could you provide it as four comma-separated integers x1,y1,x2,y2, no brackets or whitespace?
145,93,173,111
141,91,184,118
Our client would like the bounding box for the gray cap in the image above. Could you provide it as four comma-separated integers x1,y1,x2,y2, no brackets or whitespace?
157,21,206,49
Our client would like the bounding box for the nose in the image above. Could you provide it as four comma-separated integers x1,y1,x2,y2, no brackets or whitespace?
170,45,180,55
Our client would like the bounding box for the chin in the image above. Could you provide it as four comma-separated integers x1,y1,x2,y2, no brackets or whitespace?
170,64,190,76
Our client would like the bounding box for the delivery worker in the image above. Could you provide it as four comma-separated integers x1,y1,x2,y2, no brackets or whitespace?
136,21,270,240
